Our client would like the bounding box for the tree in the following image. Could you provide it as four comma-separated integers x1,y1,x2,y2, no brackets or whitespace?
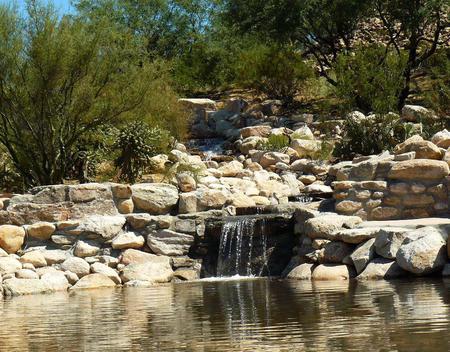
0,1,165,187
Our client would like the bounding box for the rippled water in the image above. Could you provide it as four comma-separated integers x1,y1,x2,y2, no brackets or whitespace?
1,278,449,351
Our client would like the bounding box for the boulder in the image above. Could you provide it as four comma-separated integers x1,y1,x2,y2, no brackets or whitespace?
259,152,290,168
374,228,411,259
74,240,101,258
227,193,256,208
431,129,450,148
350,238,376,274
2,278,51,296
16,269,39,279
41,249,68,265
173,268,199,281
290,139,320,158
304,215,362,240
61,257,90,278
334,228,379,244
396,227,448,274
321,241,354,263
131,183,179,214
197,189,228,211
401,105,435,122
41,271,70,291
112,232,145,250
69,273,116,290
147,229,194,256
90,262,121,284
0,225,25,254
176,173,197,192
218,161,243,177
0,257,22,275
25,222,56,240
120,249,166,265
304,184,333,197
116,199,134,214
240,125,271,138
120,258,173,284
286,263,315,280
357,258,408,280
292,126,314,140
20,251,47,268
73,215,126,240
311,264,354,280
394,135,442,159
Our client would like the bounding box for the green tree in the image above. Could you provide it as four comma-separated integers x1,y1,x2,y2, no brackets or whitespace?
0,1,174,187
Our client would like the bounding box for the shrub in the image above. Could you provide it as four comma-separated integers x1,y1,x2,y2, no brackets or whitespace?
334,45,407,114
234,44,314,102
114,122,171,183
258,134,290,152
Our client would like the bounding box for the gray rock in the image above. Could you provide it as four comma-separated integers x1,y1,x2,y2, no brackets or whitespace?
74,240,101,258
147,229,194,256
357,258,408,280
396,227,448,274
350,238,376,274
2,278,51,296
73,215,126,240
335,227,379,244
321,241,354,263
304,214,363,239
90,262,121,284
374,228,411,259
286,263,315,280
131,183,179,214
120,257,173,284
41,272,70,291
69,273,116,290
61,257,90,278
0,257,22,275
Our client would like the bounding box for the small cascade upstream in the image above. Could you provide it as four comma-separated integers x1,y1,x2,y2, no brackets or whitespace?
216,217,268,277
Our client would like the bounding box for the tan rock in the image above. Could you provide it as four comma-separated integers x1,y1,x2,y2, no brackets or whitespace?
388,160,449,181
240,125,272,138
131,183,179,214
0,225,25,254
394,135,441,159
116,198,134,214
20,251,47,268
111,183,132,199
311,264,354,280
69,273,116,290
335,201,362,215
26,222,56,240
112,232,145,250
370,207,399,220
402,194,434,207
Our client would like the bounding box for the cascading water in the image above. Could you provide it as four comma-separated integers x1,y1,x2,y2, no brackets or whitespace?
216,217,268,277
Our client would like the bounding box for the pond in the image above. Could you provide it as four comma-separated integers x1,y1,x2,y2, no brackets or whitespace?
1,278,449,351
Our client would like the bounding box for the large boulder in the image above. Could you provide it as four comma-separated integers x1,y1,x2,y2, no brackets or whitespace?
396,227,448,275
286,263,315,280
304,215,362,240
0,225,25,254
61,257,90,278
388,160,449,181
112,232,145,250
91,262,121,284
41,272,70,291
431,129,450,148
357,258,408,280
131,183,179,214
240,125,271,138
311,264,354,280
2,278,51,296
120,249,169,265
70,273,116,290
290,139,320,158
401,105,435,122
393,135,442,159
0,256,22,275
147,229,194,256
25,222,56,240
73,215,126,240
374,228,411,259
120,257,173,284
350,238,376,274
321,241,354,263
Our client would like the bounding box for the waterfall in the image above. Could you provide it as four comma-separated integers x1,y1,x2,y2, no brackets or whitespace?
217,217,268,277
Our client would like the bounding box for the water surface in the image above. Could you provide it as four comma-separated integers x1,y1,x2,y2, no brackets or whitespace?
1,278,449,351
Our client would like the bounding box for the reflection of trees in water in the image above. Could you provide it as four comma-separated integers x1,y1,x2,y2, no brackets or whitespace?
0,279,449,351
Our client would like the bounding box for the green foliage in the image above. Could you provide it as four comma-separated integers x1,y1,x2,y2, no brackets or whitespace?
334,45,408,114
235,44,314,101
334,113,416,158
0,151,23,193
0,2,185,188
258,134,290,152
312,141,335,161
114,122,171,183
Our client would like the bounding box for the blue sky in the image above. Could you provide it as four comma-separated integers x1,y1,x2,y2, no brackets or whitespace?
0,0,74,15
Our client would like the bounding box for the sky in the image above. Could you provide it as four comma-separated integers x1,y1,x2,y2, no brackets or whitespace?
0,0,74,15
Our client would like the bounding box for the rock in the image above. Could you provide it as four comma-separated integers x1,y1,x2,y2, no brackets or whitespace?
259,152,290,168
131,183,179,214
335,228,379,244
61,257,90,278
286,263,315,280
74,240,100,258
357,258,408,280
0,257,22,275
41,272,69,291
396,227,448,275
64,271,79,285
292,125,314,140
41,249,68,265
240,125,271,138
227,193,256,208
0,248,7,257
370,207,400,220
311,264,354,280
304,215,362,240
116,199,134,214
197,189,228,211
74,215,126,240
119,249,164,265
0,225,25,254
239,136,266,154
290,139,320,158
91,262,121,284
174,268,199,281
218,161,243,177
401,105,435,122
394,135,442,159
69,273,116,290
350,238,376,274
112,232,145,250
2,278,51,296
20,251,47,268
147,229,194,256
394,151,416,161
125,213,153,230
120,258,173,284
304,184,333,197
26,222,56,240
349,160,379,181
321,241,354,263
176,173,197,192
431,129,450,148
374,228,412,259
16,269,39,279
110,184,132,199
335,201,362,215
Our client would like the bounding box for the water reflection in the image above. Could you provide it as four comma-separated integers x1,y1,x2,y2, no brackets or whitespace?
0,279,449,351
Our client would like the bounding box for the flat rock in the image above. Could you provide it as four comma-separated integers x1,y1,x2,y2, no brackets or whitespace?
120,249,167,265
73,215,126,240
304,215,362,240
147,229,194,256
131,183,179,214
357,258,408,280
374,227,411,259
112,232,145,250
2,278,51,296
334,227,379,244
69,273,116,290
388,160,449,180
